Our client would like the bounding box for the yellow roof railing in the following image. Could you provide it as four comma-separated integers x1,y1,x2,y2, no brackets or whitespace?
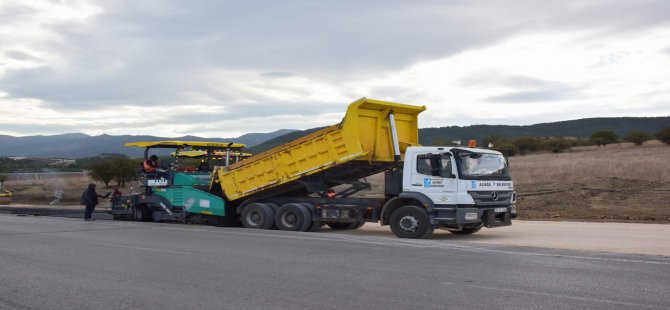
172,150,253,158
124,141,246,149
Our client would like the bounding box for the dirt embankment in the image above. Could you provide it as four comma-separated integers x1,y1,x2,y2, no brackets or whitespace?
516,178,670,223
511,141,670,223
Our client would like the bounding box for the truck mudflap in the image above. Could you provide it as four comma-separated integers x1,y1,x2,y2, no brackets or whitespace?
431,206,512,228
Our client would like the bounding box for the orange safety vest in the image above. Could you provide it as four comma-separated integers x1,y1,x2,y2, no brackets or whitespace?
143,160,157,172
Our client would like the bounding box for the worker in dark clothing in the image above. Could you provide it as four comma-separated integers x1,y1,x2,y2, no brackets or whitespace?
80,183,110,221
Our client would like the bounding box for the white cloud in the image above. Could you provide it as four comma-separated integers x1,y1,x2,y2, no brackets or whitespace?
351,27,670,126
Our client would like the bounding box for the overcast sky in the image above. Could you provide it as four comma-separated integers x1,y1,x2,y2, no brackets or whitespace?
1,0,669,138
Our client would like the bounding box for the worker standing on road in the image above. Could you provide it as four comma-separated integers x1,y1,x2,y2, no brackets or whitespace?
80,183,109,221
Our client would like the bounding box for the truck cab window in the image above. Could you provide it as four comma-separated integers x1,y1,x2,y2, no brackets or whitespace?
416,155,432,175
417,153,453,177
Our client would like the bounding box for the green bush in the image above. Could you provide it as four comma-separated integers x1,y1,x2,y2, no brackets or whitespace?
590,131,618,146
88,156,140,187
111,157,141,187
513,137,542,154
624,131,652,146
656,127,670,145
541,138,571,153
495,143,519,156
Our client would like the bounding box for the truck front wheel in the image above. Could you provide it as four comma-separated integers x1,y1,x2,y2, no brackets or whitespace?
390,205,434,239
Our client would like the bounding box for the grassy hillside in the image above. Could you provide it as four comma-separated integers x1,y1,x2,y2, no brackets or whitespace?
419,116,670,145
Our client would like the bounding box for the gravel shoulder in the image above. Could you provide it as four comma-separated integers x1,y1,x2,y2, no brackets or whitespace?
355,221,670,256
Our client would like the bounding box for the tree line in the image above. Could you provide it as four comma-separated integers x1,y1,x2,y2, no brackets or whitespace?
486,127,670,156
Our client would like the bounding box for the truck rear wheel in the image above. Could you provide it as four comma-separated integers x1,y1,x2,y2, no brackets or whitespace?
241,203,275,229
390,205,434,239
275,203,312,232
300,203,321,232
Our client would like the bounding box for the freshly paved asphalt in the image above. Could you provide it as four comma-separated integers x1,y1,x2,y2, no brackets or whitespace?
1,214,669,310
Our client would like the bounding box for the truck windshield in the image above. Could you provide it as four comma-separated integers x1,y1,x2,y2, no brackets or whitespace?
456,152,511,180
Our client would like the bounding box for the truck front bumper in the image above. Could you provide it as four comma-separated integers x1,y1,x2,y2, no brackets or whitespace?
431,205,513,228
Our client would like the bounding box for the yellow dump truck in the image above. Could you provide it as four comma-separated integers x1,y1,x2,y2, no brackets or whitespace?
211,98,516,238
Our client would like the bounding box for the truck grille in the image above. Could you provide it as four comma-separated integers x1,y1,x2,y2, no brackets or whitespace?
468,191,513,206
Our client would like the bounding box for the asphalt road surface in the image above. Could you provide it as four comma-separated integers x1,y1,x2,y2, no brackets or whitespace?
1,214,669,310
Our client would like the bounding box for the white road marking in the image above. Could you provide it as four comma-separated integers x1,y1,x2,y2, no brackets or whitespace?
441,282,663,309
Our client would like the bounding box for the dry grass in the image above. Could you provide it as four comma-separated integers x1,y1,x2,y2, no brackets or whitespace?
510,141,670,185
4,173,136,205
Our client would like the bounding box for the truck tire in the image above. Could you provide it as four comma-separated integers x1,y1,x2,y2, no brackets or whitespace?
300,203,321,232
265,203,280,230
448,226,482,235
241,203,275,229
275,203,312,232
390,205,434,239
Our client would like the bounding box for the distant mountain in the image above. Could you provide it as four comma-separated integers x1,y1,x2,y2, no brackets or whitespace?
248,116,670,153
3,116,668,158
0,129,296,158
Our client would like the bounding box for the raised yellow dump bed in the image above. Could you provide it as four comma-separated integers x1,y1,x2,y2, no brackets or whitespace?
214,98,426,201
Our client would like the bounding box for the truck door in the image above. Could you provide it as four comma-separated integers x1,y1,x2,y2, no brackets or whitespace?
410,153,457,205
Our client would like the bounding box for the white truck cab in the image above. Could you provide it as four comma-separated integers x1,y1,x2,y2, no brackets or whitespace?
380,146,517,237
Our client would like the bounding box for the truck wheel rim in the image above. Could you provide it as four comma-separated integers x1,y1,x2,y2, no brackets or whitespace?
281,212,297,227
247,211,261,226
399,215,418,232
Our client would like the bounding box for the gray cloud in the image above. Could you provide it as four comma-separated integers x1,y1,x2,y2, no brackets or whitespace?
458,72,585,103
259,72,299,78
486,88,580,103
8,0,667,108
458,72,554,89
1,0,669,135
4,50,41,62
